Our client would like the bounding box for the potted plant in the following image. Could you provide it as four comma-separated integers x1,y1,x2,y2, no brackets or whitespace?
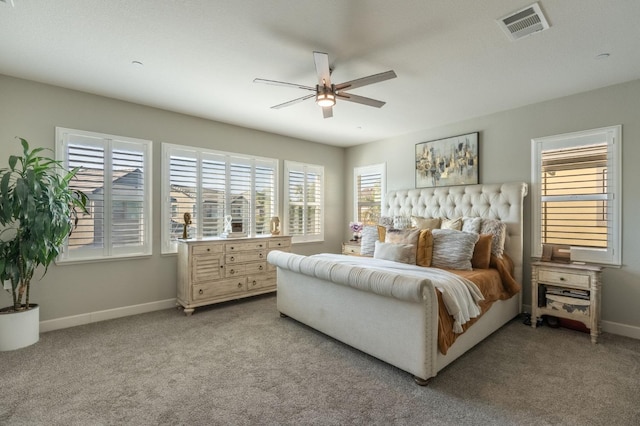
0,138,86,351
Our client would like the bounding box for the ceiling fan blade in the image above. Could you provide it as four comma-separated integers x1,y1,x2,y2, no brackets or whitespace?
313,51,331,86
336,92,386,108
271,93,315,109
322,106,333,119
253,78,315,92
334,70,397,91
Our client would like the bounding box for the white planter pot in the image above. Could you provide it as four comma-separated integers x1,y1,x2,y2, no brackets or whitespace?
0,304,40,351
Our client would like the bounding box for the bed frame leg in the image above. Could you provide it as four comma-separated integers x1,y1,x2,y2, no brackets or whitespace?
413,376,431,386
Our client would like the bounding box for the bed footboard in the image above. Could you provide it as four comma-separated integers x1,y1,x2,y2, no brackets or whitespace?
269,251,440,381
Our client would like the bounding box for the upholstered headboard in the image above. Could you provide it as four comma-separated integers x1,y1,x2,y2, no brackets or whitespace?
382,182,528,285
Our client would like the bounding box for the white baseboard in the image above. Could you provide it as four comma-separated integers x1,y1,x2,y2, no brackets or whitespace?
39,298,178,333
522,303,639,340
601,320,640,340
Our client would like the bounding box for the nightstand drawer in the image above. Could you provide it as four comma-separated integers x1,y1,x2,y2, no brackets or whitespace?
342,243,361,256
538,269,590,289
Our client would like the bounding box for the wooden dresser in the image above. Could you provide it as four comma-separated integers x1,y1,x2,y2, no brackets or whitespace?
177,235,291,315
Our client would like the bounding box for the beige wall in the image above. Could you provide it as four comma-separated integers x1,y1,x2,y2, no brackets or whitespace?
0,74,345,321
345,79,640,333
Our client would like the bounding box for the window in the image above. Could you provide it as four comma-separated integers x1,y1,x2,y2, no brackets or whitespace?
284,161,324,243
162,144,277,253
354,163,386,225
531,126,621,265
56,127,153,262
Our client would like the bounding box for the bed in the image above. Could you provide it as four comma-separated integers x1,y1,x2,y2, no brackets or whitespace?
267,182,528,384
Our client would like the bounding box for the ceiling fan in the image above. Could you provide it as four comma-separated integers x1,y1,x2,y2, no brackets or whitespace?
254,51,397,118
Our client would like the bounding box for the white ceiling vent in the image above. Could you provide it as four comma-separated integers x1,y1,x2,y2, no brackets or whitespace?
498,2,550,41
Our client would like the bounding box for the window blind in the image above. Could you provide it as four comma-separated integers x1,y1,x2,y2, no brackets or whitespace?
162,144,278,253
355,165,384,225
285,162,324,243
57,128,152,262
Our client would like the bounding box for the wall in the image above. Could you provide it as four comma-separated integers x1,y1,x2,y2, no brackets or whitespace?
345,79,640,337
0,74,345,323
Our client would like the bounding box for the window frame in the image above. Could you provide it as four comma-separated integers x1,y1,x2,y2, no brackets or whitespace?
283,161,324,244
161,143,279,253
55,127,153,263
353,163,386,225
531,125,622,266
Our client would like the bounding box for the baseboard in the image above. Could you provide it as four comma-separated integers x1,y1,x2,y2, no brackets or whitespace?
522,303,639,340
39,299,177,333
601,320,640,340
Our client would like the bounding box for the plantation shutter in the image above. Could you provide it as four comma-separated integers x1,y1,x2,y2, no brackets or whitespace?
285,161,324,243
355,165,384,225
162,144,278,253
58,127,152,262
540,144,609,249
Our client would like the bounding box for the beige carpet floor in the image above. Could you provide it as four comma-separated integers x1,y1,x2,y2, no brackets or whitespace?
1,294,639,425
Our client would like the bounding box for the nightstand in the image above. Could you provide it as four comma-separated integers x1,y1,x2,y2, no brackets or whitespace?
531,261,603,343
342,241,362,256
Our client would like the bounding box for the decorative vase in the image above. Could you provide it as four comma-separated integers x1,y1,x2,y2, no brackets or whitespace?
0,304,39,351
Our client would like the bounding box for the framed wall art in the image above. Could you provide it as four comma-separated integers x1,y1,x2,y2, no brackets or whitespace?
415,132,479,188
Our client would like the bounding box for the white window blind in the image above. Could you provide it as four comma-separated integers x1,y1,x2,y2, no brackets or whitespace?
354,163,385,225
532,126,621,265
162,144,278,253
56,127,152,262
284,161,324,243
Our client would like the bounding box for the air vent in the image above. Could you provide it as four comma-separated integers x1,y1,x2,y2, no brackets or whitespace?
498,2,549,41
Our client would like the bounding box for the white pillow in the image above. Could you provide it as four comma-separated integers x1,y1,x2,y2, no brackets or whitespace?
374,241,415,264
441,217,462,230
480,219,507,258
462,217,482,233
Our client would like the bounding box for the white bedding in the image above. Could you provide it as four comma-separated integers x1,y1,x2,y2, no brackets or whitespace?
312,254,484,332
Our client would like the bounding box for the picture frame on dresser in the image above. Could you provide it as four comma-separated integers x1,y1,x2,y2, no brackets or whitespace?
415,131,479,188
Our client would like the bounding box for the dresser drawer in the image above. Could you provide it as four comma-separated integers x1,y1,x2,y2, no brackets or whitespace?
192,278,246,300
226,240,268,252
192,244,223,255
247,273,277,291
226,251,266,263
538,269,590,289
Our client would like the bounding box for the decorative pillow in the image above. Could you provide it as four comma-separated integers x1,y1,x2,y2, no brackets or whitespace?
431,229,479,270
441,217,463,230
392,215,412,230
471,234,493,269
462,217,482,234
385,228,420,265
373,241,415,264
416,229,434,267
377,225,387,242
480,219,507,258
411,216,441,229
378,216,393,228
359,225,379,257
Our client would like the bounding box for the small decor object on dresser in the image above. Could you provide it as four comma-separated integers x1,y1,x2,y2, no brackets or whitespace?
182,212,192,239
270,216,280,235
415,132,479,188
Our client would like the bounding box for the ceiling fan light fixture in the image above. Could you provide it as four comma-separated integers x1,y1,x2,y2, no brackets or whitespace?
316,85,336,107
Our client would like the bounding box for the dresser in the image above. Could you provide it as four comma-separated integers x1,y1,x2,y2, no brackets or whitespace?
341,241,362,256
531,261,603,343
177,235,292,315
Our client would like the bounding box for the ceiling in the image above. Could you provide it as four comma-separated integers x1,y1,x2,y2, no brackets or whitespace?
1,1,639,148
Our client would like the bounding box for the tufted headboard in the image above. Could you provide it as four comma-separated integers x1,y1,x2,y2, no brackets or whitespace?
382,182,528,285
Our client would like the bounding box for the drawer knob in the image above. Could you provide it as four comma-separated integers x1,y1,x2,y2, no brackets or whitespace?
278,243,281,246
220,265,224,269
252,280,257,286
259,244,263,248
259,253,263,258
230,269,235,275
199,289,203,295
259,265,263,271
560,277,565,281
230,256,235,261
237,282,243,288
